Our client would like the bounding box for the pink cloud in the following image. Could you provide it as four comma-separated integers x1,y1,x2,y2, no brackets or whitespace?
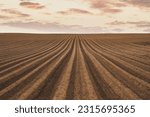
20,1,45,9
103,8,122,13
126,0,150,8
1,9,30,17
83,0,123,13
58,8,93,15
84,0,149,8
69,8,93,14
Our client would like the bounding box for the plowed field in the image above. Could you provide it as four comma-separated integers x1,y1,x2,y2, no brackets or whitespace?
0,34,150,100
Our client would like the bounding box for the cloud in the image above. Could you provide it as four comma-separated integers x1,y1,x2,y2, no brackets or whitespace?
108,20,126,25
112,2,127,7
2,21,65,31
58,8,93,15
69,8,93,14
143,28,150,32
0,15,10,19
125,0,150,8
20,1,45,9
85,0,150,8
2,21,107,33
1,9,30,17
57,11,68,15
82,0,124,13
109,20,150,28
1,21,81,32
127,21,150,27
102,8,122,13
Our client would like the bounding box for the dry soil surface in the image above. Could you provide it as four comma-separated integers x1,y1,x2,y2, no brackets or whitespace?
0,34,149,100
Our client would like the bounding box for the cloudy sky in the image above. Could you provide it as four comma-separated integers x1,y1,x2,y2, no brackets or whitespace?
0,0,150,33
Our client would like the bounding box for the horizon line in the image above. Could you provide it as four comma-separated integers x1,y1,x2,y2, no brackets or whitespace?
0,32,150,34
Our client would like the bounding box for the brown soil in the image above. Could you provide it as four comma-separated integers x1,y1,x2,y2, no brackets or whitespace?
0,34,149,100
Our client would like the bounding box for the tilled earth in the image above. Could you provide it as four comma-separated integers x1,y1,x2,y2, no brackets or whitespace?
0,34,150,100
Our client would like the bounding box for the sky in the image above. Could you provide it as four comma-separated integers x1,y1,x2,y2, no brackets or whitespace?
0,0,150,33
